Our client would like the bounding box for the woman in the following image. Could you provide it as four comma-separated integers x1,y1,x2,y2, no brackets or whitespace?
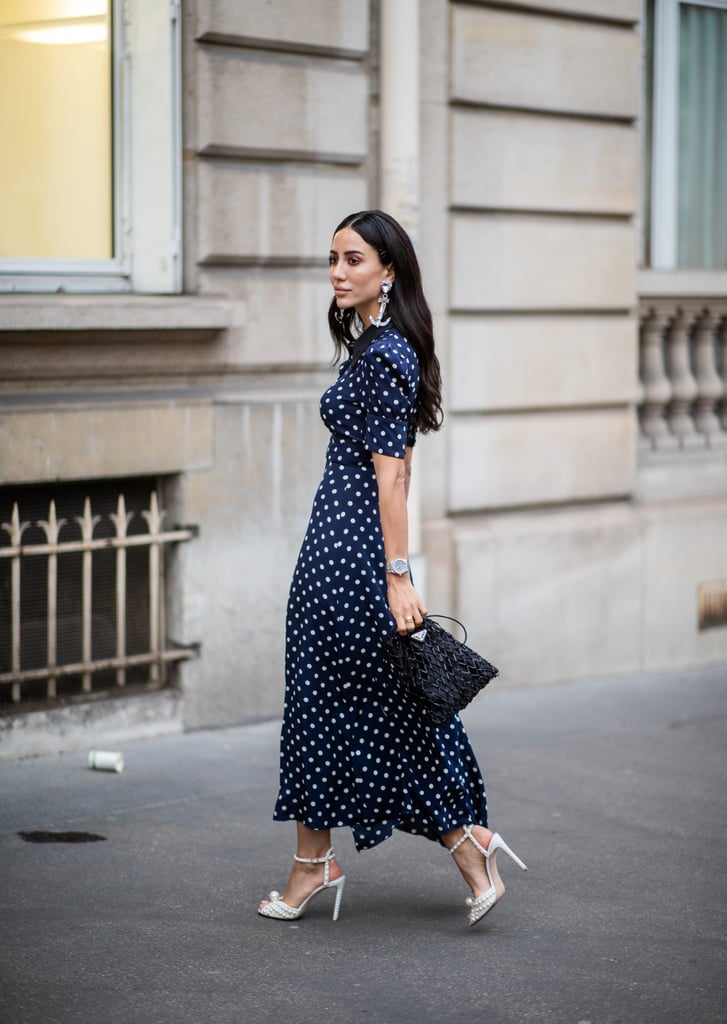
258,210,526,927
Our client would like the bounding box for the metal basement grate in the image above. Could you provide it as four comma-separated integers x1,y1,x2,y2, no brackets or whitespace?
698,580,727,631
0,478,197,711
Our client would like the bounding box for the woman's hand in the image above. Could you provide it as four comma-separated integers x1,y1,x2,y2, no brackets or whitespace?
387,574,428,634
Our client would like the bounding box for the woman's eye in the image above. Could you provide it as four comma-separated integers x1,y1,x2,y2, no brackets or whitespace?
348,258,359,266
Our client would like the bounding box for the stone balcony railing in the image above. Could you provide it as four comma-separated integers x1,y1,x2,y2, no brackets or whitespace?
638,297,727,452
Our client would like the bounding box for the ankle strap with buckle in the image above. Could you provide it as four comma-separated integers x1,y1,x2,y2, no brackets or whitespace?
293,846,335,865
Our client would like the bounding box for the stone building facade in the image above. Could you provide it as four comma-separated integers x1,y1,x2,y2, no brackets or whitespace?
1,0,725,757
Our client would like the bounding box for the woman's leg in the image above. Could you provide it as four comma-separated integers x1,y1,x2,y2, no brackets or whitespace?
258,822,344,911
442,824,494,899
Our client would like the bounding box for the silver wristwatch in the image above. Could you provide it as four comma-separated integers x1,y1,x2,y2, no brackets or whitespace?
385,558,410,576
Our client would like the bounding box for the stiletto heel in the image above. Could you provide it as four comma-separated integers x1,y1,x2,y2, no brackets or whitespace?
489,833,528,872
258,847,346,921
448,824,527,927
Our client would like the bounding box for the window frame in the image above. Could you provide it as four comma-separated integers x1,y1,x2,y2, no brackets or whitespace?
645,0,727,282
0,0,182,295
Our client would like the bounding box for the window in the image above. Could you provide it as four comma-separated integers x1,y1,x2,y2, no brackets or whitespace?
642,0,727,270
0,0,113,262
0,0,181,293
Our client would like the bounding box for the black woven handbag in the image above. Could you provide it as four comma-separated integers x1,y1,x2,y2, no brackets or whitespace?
384,615,498,725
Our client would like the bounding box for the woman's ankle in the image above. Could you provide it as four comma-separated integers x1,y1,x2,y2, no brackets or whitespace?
295,823,332,862
443,823,493,854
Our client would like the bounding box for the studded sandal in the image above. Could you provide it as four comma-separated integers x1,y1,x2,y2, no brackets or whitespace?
257,847,346,922
448,824,528,926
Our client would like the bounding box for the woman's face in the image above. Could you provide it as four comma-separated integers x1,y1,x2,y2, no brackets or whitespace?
329,227,394,326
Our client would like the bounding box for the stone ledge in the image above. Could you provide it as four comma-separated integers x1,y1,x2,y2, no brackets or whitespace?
636,449,727,503
638,270,727,299
0,688,183,762
0,295,233,338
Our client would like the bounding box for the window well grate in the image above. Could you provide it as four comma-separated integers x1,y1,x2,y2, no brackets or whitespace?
698,580,727,631
0,478,197,711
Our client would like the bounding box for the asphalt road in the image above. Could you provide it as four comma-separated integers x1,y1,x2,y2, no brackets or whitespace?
1,662,726,1024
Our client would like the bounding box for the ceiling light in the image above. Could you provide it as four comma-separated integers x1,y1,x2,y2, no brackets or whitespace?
15,22,107,45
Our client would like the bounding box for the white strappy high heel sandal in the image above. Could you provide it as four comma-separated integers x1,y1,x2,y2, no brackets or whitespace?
257,847,346,922
448,824,528,927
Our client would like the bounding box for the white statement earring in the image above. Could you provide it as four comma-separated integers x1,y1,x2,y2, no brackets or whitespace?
370,280,392,327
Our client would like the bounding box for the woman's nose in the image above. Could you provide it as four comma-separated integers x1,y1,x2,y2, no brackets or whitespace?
330,261,345,281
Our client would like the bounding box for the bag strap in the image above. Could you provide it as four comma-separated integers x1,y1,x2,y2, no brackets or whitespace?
348,321,393,367
426,614,468,645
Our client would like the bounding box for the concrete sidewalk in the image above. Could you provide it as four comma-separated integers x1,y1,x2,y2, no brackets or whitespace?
1,663,726,1024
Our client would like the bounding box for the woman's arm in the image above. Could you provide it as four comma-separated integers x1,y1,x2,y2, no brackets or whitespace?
372,449,427,634
403,446,413,500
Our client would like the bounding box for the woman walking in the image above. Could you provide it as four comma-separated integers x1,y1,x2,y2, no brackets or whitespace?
258,210,526,927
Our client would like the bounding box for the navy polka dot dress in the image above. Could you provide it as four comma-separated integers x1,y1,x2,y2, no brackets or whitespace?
273,323,488,851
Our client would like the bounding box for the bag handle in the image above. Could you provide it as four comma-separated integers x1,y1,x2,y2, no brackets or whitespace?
388,614,469,645
423,614,468,646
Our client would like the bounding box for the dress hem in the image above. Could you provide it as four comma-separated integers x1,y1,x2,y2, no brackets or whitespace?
271,811,488,853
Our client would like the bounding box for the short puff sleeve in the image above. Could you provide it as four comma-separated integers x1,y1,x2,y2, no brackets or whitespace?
360,338,418,459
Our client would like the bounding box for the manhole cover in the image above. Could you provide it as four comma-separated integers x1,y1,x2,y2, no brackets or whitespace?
17,830,107,843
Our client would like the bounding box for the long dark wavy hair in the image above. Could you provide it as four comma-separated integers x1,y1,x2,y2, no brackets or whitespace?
328,209,443,434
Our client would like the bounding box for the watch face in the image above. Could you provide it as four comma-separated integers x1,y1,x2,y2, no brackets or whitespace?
392,559,408,574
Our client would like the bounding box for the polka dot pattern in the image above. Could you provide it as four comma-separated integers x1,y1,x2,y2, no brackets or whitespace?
273,326,488,851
